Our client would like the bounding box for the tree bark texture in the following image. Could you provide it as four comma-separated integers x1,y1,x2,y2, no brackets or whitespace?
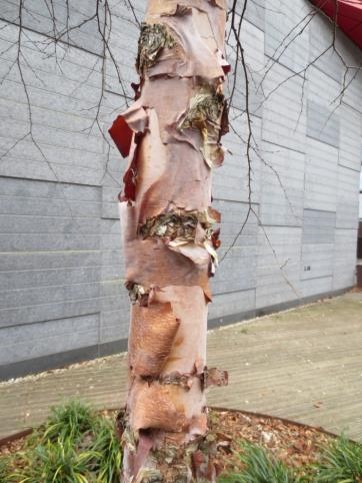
109,1,229,481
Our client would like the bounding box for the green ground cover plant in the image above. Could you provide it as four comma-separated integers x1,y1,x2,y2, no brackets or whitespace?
1,400,122,483
17,438,97,482
42,400,97,444
1,400,361,482
218,442,300,483
313,435,362,482
219,438,362,483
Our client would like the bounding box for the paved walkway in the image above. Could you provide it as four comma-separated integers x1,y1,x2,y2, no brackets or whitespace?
1,292,361,441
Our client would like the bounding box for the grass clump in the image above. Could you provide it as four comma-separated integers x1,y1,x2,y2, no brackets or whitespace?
313,435,362,482
1,400,122,483
219,437,362,483
2,400,362,483
91,417,122,483
219,441,299,483
43,400,97,443
16,438,98,483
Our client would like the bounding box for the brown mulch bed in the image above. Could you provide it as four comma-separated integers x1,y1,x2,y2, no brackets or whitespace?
0,431,31,459
208,408,331,476
0,408,333,480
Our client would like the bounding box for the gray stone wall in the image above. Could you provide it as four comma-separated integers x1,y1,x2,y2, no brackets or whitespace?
0,0,361,380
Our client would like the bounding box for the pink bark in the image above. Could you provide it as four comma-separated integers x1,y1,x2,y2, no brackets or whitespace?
110,1,229,480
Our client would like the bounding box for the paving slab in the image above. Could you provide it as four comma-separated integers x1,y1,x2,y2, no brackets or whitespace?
0,292,361,441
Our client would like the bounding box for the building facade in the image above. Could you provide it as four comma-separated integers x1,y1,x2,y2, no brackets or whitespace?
0,0,361,380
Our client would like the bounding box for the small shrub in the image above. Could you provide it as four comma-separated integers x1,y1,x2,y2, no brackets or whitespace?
43,400,97,444
313,436,362,482
218,442,299,483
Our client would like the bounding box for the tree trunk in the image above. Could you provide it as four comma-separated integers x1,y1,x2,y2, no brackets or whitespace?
109,1,229,481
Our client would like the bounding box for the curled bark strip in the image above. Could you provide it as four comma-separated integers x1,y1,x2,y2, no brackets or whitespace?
219,98,230,139
202,367,229,389
179,88,225,131
204,240,219,276
151,286,208,376
126,282,160,306
130,432,155,483
110,104,149,203
136,23,176,76
148,366,228,392
121,426,160,483
108,115,133,158
125,282,150,306
139,211,201,240
146,3,226,79
211,227,221,249
129,383,188,432
137,208,221,276
129,303,180,378
131,82,142,100
109,103,148,158
156,370,196,390
120,136,141,203
163,4,193,17
121,205,212,295
138,208,219,243
208,0,227,10
168,243,210,273
133,105,213,219
216,49,231,75
128,378,206,438
178,85,227,169
123,103,149,134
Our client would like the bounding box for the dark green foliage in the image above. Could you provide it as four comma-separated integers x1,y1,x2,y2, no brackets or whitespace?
218,442,299,483
42,400,97,443
1,400,122,483
218,437,362,483
312,435,362,482
15,438,98,483
90,417,123,483
3,400,362,483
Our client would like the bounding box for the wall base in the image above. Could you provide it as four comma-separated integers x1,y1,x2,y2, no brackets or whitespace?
357,263,362,288
0,286,354,382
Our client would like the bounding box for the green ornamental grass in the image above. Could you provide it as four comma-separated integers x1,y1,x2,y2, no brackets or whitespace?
91,417,122,483
218,441,299,483
1,400,122,483
313,435,362,483
42,400,97,444
17,438,98,483
2,400,362,483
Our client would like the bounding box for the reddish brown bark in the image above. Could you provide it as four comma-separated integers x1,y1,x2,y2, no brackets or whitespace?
110,1,229,480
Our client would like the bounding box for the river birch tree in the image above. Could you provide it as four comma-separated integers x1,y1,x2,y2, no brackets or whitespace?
109,0,229,481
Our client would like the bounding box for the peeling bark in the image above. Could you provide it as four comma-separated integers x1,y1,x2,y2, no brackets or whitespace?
128,302,180,378
136,23,176,75
110,1,229,481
